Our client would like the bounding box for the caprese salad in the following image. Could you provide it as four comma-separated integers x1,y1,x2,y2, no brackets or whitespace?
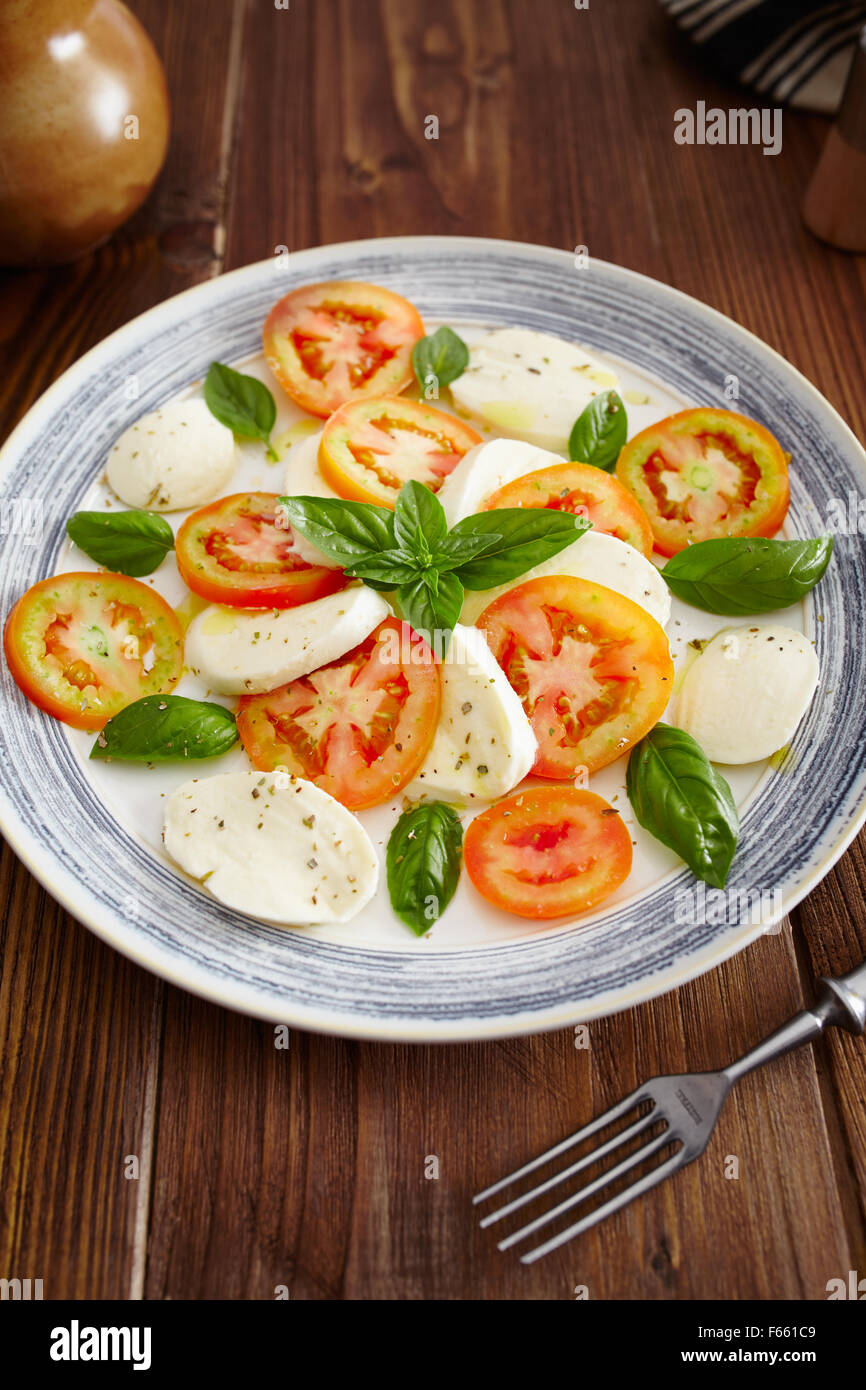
3,279,834,936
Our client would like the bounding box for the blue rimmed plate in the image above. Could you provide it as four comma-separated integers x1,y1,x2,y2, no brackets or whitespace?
0,236,863,1040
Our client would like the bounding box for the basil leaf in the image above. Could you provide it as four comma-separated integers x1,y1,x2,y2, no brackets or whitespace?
278,495,395,567
431,531,501,571
90,695,238,763
568,389,627,471
626,723,739,888
386,801,464,935
344,548,420,587
662,536,834,616
397,570,463,653
205,361,278,460
394,478,448,555
66,510,174,577
411,326,469,394
451,508,591,589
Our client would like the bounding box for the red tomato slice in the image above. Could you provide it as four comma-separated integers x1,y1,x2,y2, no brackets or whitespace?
615,407,789,556
175,492,347,609
236,617,440,810
263,280,425,417
476,575,673,778
464,787,633,919
484,460,654,557
4,571,184,730
318,396,482,507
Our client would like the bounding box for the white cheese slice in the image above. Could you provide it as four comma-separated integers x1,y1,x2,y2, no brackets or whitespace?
163,770,378,924
106,398,236,511
410,624,537,800
185,584,391,695
449,327,620,454
437,437,567,527
459,529,670,628
675,625,819,764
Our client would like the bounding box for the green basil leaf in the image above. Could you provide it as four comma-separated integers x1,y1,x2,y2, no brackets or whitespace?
278,495,395,567
626,723,739,888
205,361,278,460
386,801,464,935
90,695,238,763
394,478,448,555
397,570,463,653
661,535,834,616
568,389,627,471
344,548,421,586
411,326,469,394
431,531,501,571
66,510,175,577
450,508,591,589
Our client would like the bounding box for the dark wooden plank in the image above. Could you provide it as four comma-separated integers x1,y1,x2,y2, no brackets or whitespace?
0,0,243,1298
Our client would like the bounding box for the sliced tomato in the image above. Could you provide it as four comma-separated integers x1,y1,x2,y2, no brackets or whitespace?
484,460,654,557
476,575,673,778
4,571,184,730
175,492,347,609
318,396,482,507
464,787,632,919
263,280,425,417
615,407,789,556
236,617,440,810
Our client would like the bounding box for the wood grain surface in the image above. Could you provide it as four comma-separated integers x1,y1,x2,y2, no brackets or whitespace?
1,0,864,1301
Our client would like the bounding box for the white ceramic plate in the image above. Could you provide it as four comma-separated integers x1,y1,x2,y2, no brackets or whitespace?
1,236,864,1040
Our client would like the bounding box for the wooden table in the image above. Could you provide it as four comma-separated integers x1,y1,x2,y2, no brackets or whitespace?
2,0,865,1302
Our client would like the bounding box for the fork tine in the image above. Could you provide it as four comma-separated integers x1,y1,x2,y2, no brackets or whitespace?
473,1086,650,1205
520,1151,686,1263
480,1108,660,1228
497,1127,675,1251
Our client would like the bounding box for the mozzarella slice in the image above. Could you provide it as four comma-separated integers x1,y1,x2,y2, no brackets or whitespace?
106,398,236,511
449,328,620,454
281,429,343,569
185,585,391,695
410,624,537,800
163,770,378,924
675,625,819,764
459,529,670,628
437,438,566,527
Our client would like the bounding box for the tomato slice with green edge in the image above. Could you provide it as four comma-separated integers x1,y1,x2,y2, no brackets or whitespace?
615,407,789,556
263,280,425,418
4,571,184,730
236,617,440,810
484,460,654,557
318,396,482,507
464,786,633,919
175,492,347,609
476,575,673,778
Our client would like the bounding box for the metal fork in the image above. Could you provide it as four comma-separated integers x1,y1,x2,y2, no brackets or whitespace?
474,960,866,1264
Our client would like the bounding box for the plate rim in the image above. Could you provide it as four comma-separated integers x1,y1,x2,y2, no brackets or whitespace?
1,233,864,1042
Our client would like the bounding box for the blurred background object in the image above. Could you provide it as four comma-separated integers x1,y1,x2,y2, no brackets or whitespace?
803,25,866,249
660,0,866,112
0,0,169,267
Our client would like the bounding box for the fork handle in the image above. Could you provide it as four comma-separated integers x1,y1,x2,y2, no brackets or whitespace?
723,961,866,1085
817,961,866,1035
